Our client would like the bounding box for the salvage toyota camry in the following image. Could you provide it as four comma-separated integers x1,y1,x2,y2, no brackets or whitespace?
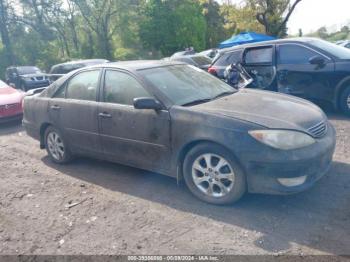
23,61,336,205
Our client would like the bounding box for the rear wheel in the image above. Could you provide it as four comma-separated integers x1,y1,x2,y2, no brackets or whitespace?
183,142,246,205
44,126,72,164
340,86,350,116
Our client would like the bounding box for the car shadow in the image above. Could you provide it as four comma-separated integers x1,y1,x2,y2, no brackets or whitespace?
42,156,350,255
0,120,24,136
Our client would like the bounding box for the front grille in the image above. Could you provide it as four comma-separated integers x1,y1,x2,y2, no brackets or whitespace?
307,121,328,138
0,103,21,113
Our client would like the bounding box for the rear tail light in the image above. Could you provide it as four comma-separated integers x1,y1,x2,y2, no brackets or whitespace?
208,66,217,75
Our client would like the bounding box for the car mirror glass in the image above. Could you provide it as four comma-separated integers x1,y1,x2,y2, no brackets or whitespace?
133,97,162,110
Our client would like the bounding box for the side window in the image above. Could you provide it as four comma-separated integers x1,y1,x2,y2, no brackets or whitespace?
104,70,151,105
53,85,66,98
66,70,100,101
278,44,319,65
215,50,242,66
245,47,273,64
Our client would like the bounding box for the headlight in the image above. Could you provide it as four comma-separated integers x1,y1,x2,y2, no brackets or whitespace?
249,130,315,150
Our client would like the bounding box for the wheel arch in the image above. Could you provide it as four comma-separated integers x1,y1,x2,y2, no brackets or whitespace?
39,122,52,149
335,76,350,109
176,139,244,182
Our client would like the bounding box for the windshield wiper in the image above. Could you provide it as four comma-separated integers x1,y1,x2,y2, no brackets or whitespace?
211,91,235,100
182,98,212,106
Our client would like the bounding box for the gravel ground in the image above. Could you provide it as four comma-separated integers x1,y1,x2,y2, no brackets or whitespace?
0,113,349,256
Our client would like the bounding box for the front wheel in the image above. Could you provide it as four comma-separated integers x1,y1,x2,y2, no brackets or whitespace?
183,143,246,205
44,126,72,164
340,86,350,116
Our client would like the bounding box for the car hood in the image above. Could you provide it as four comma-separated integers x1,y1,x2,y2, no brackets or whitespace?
0,87,25,105
191,89,326,132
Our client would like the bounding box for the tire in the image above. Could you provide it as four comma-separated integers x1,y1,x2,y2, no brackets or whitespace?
183,142,246,205
340,86,350,116
44,126,72,164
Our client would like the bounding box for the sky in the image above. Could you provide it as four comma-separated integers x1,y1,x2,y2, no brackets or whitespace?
217,0,350,35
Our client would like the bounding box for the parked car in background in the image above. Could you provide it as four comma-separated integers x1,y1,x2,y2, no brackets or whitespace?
171,49,196,58
5,66,50,91
49,59,109,81
0,79,25,123
170,55,212,70
198,48,218,59
209,37,350,116
23,61,335,205
338,40,350,49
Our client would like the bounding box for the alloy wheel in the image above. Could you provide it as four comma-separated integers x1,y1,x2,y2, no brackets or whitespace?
192,153,235,198
47,131,65,161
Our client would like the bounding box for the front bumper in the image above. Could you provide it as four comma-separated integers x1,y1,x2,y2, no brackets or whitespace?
0,113,23,124
243,123,336,195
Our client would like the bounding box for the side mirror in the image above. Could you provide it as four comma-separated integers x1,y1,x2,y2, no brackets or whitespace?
309,56,325,66
133,97,162,110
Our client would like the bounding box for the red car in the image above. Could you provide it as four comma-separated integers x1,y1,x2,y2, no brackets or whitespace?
0,80,25,123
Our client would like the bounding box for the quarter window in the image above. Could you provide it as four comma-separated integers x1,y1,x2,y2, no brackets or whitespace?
104,70,151,105
66,70,100,101
245,47,273,64
278,44,319,64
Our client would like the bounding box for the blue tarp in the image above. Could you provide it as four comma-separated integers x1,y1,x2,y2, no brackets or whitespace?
219,32,276,49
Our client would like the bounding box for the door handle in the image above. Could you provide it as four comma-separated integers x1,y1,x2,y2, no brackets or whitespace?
99,112,112,119
50,105,61,110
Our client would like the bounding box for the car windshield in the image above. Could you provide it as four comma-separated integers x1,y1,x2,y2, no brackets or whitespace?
0,80,8,88
139,64,236,106
17,66,41,75
310,39,350,59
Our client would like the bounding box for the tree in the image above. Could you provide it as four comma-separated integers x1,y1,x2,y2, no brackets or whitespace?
247,0,302,37
139,0,206,56
0,0,16,65
199,0,225,48
220,1,264,38
72,0,122,60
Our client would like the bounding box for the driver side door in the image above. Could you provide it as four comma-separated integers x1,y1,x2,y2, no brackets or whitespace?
98,69,171,172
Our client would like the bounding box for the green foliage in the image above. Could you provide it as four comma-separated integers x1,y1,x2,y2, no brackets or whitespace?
0,0,303,79
139,0,207,56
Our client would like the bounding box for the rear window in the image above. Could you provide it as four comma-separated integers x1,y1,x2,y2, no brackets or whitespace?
214,50,242,66
191,56,212,66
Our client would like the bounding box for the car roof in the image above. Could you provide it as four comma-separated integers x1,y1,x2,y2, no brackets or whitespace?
94,60,186,71
53,59,108,67
218,37,318,54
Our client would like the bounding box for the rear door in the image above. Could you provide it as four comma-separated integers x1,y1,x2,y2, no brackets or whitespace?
276,43,335,100
242,45,277,91
98,69,171,172
48,69,102,155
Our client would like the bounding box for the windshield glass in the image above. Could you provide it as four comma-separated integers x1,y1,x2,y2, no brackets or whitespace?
139,65,236,106
17,66,41,75
0,80,8,88
310,39,350,59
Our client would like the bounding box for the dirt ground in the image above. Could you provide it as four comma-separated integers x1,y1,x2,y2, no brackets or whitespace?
0,113,349,256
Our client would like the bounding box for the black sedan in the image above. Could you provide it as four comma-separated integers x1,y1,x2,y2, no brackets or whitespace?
23,61,336,205
209,38,350,116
